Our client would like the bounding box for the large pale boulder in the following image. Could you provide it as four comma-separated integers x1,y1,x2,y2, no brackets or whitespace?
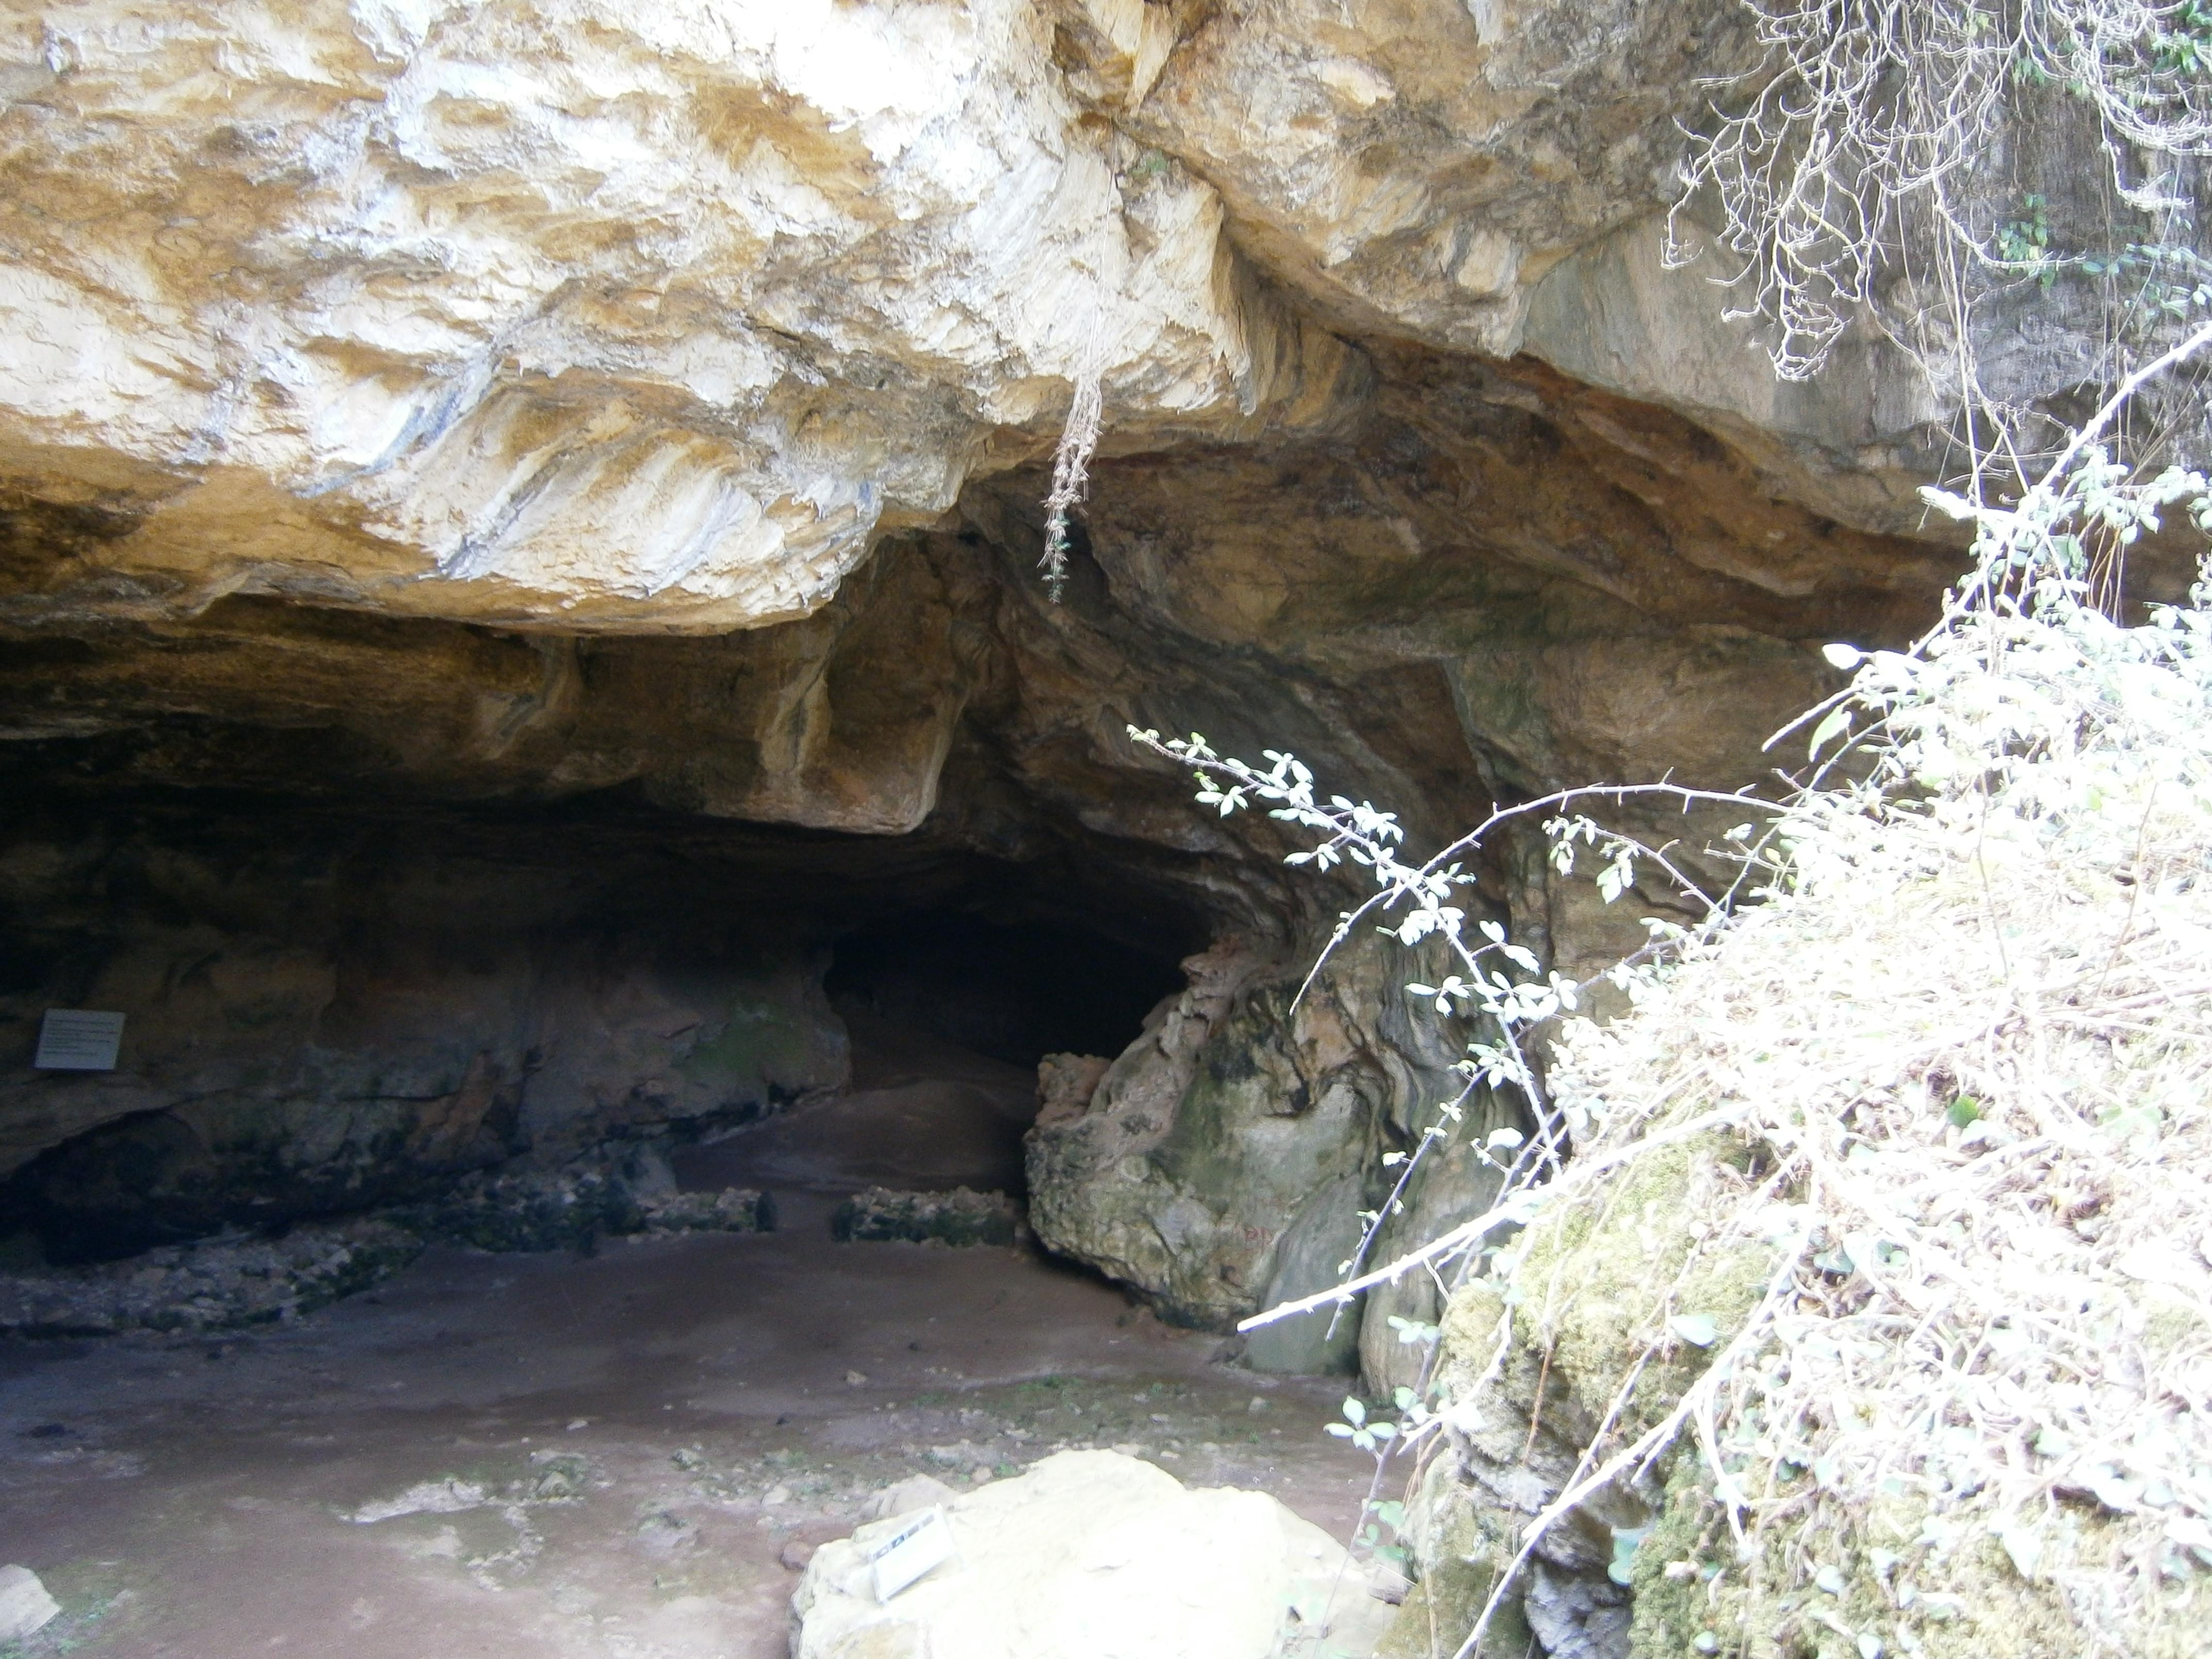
790,1449,1393,1659
0,1565,60,1644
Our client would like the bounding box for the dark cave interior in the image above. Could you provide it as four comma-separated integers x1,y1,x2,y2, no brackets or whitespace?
0,776,1205,1267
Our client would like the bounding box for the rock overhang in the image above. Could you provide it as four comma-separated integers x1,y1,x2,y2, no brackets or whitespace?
0,0,2037,1351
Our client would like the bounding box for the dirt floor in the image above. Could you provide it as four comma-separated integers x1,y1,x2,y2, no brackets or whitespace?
0,1016,1378,1658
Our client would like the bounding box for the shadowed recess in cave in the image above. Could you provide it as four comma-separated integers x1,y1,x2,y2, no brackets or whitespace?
0,786,1206,1266
824,910,1183,1068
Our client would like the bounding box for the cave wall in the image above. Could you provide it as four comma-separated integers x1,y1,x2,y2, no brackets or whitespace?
0,328,1956,1349
0,803,858,1259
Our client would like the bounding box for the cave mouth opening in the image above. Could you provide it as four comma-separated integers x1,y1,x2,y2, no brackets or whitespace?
665,905,1189,1209
0,799,1377,1659
0,783,1208,1275
824,907,1184,1074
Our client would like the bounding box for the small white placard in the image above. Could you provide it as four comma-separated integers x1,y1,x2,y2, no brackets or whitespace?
868,1505,955,1603
34,1009,125,1071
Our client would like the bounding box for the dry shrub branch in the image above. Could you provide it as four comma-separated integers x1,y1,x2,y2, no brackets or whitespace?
1675,0,2212,452
1540,585,2212,1653
1458,434,2212,1656
1147,359,2212,1655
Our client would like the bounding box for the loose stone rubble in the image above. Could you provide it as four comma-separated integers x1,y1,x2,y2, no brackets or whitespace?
388,1151,774,1254
831,1186,1022,1248
0,1150,772,1335
0,1218,423,1337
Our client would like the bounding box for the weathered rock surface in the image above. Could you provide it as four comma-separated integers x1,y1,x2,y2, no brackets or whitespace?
0,0,2009,649
1377,1132,1767,1659
790,1448,1395,1659
1034,1052,1113,1130
0,2,1349,635
1025,934,1478,1373
1521,214,1948,538
1063,0,1753,356
0,811,847,1260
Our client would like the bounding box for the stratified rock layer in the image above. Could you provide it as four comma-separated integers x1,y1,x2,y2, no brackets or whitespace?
832,1186,1020,1248
0,2,1346,633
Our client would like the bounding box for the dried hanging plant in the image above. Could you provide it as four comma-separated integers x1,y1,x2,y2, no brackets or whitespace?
1038,365,1103,602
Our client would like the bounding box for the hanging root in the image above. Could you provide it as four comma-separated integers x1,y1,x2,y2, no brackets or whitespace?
1039,368,1102,601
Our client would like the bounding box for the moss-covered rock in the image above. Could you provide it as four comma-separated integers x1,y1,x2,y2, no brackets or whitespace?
1389,1121,2212,1659
1379,1130,1779,1659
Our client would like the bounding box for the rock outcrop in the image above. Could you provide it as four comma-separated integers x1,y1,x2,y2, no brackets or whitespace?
0,0,1982,645
0,2,2009,1367
0,2,1353,633
1026,934,1470,1373
1055,0,1754,356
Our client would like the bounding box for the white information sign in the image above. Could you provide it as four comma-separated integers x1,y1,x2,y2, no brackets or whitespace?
34,1010,125,1071
868,1506,955,1603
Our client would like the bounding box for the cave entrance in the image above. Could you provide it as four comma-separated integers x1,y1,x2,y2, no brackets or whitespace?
825,909,1184,1071
0,791,1201,1268
1,793,1379,1659
673,907,1184,1203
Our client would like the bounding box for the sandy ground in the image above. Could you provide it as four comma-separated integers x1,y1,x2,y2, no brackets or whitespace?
0,1018,1378,1658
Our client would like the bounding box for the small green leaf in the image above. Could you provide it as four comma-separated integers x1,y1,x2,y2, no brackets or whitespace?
1667,1313,1720,1348
1810,705,1854,757
1946,1094,1981,1128
1607,1525,1649,1586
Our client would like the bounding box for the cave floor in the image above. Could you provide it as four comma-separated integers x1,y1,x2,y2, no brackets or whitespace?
0,1020,1376,1658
